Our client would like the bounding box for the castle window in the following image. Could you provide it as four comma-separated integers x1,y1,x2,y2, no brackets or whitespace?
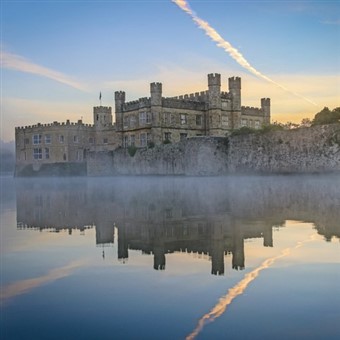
170,114,175,124
33,148,42,160
103,138,108,144
130,135,135,146
180,133,187,141
241,119,247,127
63,153,67,161
255,120,260,129
59,135,64,143
222,116,229,126
180,114,187,125
45,135,51,144
124,117,129,128
33,134,42,145
196,115,202,126
139,112,146,125
77,150,82,161
146,112,151,124
147,133,151,144
73,136,79,143
140,133,147,147
164,132,171,141
45,148,50,159
130,116,136,128
24,138,29,145
123,136,129,148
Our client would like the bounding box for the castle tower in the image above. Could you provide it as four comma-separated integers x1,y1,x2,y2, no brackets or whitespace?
150,82,162,107
261,98,271,125
232,222,245,270
207,73,222,135
93,106,112,129
150,82,163,144
114,91,125,132
229,77,241,129
263,224,273,247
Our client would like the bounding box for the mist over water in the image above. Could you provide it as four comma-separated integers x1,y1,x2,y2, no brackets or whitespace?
1,175,339,339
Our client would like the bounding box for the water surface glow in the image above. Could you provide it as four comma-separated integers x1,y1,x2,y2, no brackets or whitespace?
1,175,339,339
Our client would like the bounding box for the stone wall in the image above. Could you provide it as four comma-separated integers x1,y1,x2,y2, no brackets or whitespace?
87,124,340,176
228,124,340,173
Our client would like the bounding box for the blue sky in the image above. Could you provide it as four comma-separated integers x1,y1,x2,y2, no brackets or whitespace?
1,0,339,141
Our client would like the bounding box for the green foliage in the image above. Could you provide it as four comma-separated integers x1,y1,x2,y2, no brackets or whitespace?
127,145,137,157
312,107,340,126
230,124,284,137
258,123,284,133
147,141,155,149
163,139,171,144
230,126,256,136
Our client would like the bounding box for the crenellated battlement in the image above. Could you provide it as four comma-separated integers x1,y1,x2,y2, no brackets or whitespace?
93,106,111,114
221,91,232,99
168,90,208,102
208,73,221,86
15,120,94,131
115,91,126,100
241,106,263,116
122,97,151,111
162,97,206,110
229,76,241,89
261,98,270,106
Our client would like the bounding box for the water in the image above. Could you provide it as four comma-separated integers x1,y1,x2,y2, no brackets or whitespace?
1,175,339,340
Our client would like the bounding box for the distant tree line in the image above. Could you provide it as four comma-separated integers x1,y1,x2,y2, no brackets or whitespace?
230,107,340,136
0,141,15,174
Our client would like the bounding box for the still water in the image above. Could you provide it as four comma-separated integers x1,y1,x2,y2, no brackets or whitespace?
1,175,339,340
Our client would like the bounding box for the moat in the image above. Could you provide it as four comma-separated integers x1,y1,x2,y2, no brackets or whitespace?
1,175,339,339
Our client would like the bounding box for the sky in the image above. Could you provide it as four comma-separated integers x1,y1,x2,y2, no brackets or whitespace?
1,0,339,142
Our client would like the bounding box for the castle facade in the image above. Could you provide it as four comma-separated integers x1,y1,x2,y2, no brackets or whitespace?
15,73,270,175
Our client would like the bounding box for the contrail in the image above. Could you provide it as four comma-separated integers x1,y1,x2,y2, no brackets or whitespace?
1,50,88,92
186,233,318,340
172,0,317,106
0,260,87,306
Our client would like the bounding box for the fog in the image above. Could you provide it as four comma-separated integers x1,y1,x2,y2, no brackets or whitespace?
12,175,340,243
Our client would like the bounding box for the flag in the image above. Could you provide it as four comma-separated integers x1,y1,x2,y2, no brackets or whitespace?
99,91,102,101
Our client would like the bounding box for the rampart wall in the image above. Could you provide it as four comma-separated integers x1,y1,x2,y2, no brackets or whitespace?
88,124,340,176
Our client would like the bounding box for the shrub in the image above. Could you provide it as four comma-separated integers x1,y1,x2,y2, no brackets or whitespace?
147,141,155,149
230,126,256,136
127,145,137,157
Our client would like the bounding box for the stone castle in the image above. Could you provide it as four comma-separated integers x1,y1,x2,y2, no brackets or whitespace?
15,73,270,175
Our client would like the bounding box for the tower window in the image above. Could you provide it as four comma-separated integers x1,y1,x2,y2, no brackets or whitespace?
180,114,187,125
196,115,202,126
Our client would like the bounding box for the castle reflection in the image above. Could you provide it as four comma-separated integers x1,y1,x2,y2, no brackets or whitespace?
15,176,340,275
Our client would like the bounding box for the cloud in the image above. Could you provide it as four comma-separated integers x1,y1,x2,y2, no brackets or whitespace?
1,50,89,92
320,19,340,25
172,0,317,106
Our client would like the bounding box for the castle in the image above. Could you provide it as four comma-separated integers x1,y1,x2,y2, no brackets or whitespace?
15,73,270,175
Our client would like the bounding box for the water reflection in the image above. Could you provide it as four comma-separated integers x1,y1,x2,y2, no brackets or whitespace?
15,176,340,275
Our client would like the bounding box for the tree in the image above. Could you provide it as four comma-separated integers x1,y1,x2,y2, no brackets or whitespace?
312,107,340,125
